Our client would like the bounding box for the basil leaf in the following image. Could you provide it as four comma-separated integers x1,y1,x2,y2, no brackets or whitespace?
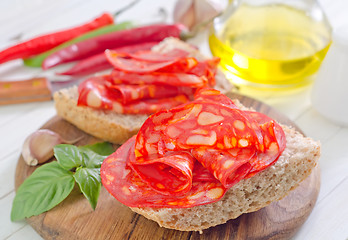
80,149,106,168
79,142,114,156
74,168,101,210
54,144,84,170
79,142,114,168
11,162,74,221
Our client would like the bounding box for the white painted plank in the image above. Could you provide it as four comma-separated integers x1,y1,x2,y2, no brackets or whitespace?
0,0,85,43
0,151,19,198
294,177,348,240
0,103,38,127
317,155,348,203
0,102,55,161
295,107,341,142
6,224,43,240
0,192,27,240
321,128,348,159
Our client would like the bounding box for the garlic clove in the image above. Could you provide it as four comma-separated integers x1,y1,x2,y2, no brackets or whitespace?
22,129,63,166
21,129,83,166
22,136,38,166
173,0,225,30
30,130,63,164
194,0,224,26
174,0,196,29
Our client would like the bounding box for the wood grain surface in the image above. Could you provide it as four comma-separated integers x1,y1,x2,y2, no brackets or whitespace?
14,93,320,240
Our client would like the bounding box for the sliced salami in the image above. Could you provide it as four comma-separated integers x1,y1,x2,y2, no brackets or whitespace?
244,111,286,178
101,89,287,209
188,58,220,86
105,50,196,74
108,84,194,104
129,147,195,196
101,136,227,208
110,94,189,114
163,102,262,150
78,45,221,114
126,48,189,62
77,76,189,114
194,88,237,108
110,70,208,88
191,147,255,188
194,89,264,149
156,57,199,74
135,101,263,159
77,76,114,110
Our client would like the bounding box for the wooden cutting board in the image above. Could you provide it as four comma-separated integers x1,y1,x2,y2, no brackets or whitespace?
14,93,320,240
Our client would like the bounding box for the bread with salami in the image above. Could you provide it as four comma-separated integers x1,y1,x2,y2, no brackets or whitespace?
130,125,319,231
53,38,320,232
100,88,320,232
53,38,232,144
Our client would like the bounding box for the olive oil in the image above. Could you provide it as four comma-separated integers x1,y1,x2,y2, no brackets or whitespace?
209,3,331,90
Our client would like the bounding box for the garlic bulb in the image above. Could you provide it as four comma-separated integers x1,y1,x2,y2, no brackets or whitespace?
173,0,225,30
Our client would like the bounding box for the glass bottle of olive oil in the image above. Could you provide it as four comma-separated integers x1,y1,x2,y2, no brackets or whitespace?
209,0,332,91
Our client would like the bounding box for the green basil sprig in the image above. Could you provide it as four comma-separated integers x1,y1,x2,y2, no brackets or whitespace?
11,142,114,221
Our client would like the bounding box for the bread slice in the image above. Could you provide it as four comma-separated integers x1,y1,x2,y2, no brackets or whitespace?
53,38,233,144
130,125,320,232
54,87,149,144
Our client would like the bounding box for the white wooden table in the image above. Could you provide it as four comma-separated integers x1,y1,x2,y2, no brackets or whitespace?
0,0,347,239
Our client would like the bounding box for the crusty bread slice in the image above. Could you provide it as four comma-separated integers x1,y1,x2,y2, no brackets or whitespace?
53,38,232,144
130,125,320,232
53,87,149,144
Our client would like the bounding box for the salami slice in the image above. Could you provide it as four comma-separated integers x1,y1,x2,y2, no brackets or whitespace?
135,101,263,159
105,50,179,73
126,48,189,62
188,57,220,86
191,147,255,188
111,70,208,88
194,88,237,108
129,148,195,196
78,76,190,114
109,84,194,104
162,102,262,150
156,57,198,73
192,161,217,182
244,111,286,178
77,76,114,110
111,94,189,114
194,89,264,149
105,50,196,74
101,136,227,208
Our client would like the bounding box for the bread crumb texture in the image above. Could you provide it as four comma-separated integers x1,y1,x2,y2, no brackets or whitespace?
131,126,320,232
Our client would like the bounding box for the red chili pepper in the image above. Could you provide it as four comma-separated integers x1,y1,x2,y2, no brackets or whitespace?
0,13,114,64
58,42,159,76
42,24,188,69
